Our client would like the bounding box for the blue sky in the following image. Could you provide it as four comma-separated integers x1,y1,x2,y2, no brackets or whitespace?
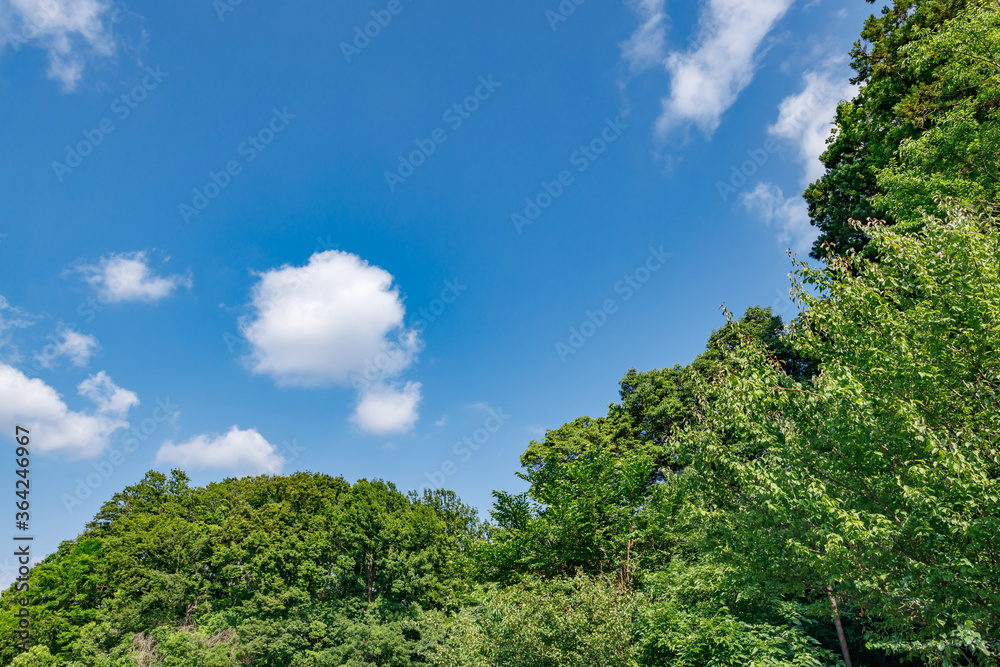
0,0,876,575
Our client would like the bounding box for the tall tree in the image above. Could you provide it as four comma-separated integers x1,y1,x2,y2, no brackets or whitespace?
684,202,1000,665
803,0,991,259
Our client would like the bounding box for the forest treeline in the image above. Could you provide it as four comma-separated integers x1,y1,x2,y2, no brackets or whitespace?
2,0,998,664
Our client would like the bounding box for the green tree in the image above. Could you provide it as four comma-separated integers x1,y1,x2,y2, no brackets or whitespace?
683,202,1000,665
803,0,990,258
482,450,668,586
451,575,636,667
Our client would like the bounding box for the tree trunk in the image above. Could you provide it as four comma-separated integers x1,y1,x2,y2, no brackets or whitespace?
828,586,853,667
366,553,375,604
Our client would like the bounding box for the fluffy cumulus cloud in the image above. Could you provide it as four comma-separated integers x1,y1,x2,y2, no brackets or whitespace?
621,0,668,73
655,0,795,136
78,251,191,304
155,426,284,476
34,327,99,368
740,182,817,256
350,381,422,436
769,64,859,185
0,364,137,458
0,0,117,90
240,250,424,435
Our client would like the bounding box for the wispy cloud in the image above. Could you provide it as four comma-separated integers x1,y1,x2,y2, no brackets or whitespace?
78,370,138,418
768,62,858,185
740,182,816,256
654,0,795,137
0,0,118,90
77,251,192,304
743,59,856,255
621,0,668,73
34,327,99,368
0,295,32,360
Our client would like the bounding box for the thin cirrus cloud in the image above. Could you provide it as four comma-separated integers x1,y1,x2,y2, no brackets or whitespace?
77,251,192,304
0,0,117,90
0,363,138,458
155,426,285,476
654,0,795,137
239,250,424,436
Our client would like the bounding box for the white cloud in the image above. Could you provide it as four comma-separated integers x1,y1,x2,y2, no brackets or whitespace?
0,296,31,359
350,382,422,436
621,0,667,73
656,0,795,136
240,250,425,435
78,370,138,418
0,296,28,332
739,61,856,253
0,364,136,458
0,0,117,90
155,426,284,476
740,182,817,256
241,250,422,384
769,65,858,185
35,328,99,368
78,251,191,304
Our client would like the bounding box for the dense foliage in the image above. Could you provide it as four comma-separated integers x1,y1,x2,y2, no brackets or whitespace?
4,1,999,664
804,0,999,258
0,474,477,666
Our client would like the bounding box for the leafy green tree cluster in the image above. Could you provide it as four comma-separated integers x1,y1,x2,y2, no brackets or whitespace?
681,202,1000,666
520,305,816,475
805,0,999,258
441,574,637,667
0,472,481,667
